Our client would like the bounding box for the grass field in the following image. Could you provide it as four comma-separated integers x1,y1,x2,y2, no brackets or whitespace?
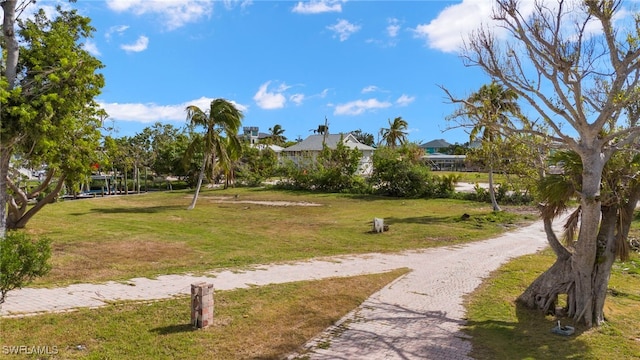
23,187,533,286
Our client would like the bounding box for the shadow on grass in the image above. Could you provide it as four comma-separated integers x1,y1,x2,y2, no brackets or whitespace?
70,205,184,215
384,215,453,225
150,323,197,335
464,303,591,360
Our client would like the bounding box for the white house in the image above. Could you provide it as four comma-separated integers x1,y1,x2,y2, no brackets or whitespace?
282,133,375,176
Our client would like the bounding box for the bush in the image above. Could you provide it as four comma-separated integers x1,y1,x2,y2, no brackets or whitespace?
0,231,52,304
369,146,433,198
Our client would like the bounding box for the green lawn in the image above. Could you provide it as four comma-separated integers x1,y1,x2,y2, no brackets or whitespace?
24,187,534,286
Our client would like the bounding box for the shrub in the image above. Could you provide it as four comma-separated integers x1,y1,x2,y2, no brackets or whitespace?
0,232,52,305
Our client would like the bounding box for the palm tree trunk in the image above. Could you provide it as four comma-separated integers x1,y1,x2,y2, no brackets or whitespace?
187,154,208,210
488,165,501,212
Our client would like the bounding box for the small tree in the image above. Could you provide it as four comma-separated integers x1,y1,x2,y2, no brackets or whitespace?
369,144,432,198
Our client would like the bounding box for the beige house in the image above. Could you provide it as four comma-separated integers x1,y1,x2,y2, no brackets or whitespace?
282,133,375,176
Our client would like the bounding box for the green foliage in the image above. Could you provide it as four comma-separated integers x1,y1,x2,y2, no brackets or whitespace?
369,145,432,198
280,138,368,193
453,182,534,205
235,145,279,187
1,6,106,230
351,129,375,146
380,117,408,148
0,232,52,304
4,7,105,178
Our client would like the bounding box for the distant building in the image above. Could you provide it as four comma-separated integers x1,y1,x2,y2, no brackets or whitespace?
422,153,468,171
282,133,375,175
242,126,271,145
420,139,452,154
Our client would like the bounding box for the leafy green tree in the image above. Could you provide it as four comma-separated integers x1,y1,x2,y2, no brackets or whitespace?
379,117,408,149
184,99,243,209
235,143,279,187
369,144,432,198
1,4,105,231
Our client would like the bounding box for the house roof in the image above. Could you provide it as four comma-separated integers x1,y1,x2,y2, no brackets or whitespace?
283,133,375,152
420,139,451,149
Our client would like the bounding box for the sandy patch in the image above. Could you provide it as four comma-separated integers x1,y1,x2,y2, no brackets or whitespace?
203,196,322,207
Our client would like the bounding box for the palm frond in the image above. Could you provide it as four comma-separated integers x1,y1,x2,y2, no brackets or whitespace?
562,206,581,246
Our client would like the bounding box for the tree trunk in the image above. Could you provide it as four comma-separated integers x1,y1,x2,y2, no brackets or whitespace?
571,150,604,327
187,154,208,210
1,0,18,239
0,146,11,238
2,0,19,89
488,165,501,212
520,150,605,327
7,175,66,230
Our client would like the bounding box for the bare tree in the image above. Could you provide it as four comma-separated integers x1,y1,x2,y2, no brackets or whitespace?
444,0,640,327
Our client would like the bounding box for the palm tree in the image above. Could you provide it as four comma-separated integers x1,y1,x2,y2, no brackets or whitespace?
267,124,286,146
380,117,408,148
185,99,243,210
466,82,521,211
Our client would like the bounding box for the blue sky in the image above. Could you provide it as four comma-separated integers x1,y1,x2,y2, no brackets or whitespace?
32,1,514,144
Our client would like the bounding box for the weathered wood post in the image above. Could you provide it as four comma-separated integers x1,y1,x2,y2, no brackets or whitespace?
191,282,214,328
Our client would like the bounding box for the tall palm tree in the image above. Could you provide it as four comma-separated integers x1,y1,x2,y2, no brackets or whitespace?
185,99,243,210
267,124,286,146
466,82,521,211
380,116,408,148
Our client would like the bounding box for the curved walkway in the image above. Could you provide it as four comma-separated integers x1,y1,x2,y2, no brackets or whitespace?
1,219,555,359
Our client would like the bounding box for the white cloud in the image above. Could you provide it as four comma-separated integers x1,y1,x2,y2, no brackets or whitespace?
361,85,380,94
334,98,392,116
106,25,129,41
105,0,213,30
222,0,253,10
290,93,305,105
98,96,248,124
327,19,361,41
396,94,415,107
292,0,343,14
387,18,400,38
413,0,495,53
121,35,149,53
83,40,101,56
253,81,288,110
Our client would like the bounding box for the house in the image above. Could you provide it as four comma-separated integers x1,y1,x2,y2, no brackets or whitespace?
282,133,375,175
420,139,452,154
242,126,271,145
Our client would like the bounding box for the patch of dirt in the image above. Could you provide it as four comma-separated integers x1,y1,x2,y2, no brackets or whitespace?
202,196,322,207
47,240,193,284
